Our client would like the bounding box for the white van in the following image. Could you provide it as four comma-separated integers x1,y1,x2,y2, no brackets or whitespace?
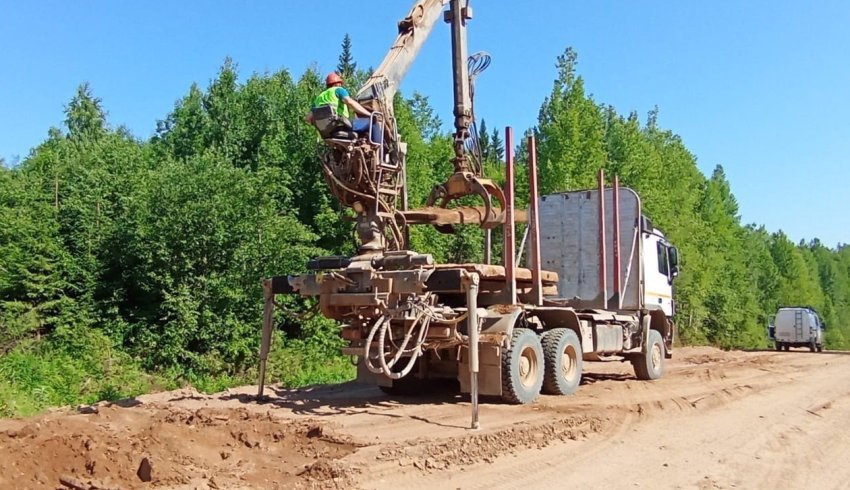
769,307,824,352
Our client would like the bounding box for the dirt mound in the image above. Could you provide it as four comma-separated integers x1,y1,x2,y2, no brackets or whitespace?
376,414,604,471
0,404,359,489
676,345,741,365
3,346,849,489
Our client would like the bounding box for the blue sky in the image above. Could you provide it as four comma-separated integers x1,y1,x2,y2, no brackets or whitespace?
2,1,848,247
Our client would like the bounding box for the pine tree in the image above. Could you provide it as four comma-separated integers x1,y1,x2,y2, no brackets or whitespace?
490,127,504,161
478,119,491,162
65,83,107,144
337,34,357,79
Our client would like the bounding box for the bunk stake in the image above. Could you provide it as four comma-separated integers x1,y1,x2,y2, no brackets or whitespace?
466,272,481,430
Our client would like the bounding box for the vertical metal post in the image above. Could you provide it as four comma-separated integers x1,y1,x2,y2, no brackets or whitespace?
484,229,492,264
527,134,542,306
613,175,621,309
467,273,480,430
446,0,473,167
503,127,517,305
402,158,410,249
598,169,608,310
257,279,275,398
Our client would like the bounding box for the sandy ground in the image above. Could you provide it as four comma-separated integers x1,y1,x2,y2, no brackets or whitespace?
2,346,850,489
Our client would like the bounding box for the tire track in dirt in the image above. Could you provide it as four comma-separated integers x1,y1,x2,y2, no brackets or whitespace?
2,347,848,489
362,349,850,489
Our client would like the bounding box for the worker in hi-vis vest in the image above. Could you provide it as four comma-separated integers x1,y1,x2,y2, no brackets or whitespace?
306,72,382,143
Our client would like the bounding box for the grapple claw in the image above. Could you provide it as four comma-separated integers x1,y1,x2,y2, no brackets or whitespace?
426,172,507,232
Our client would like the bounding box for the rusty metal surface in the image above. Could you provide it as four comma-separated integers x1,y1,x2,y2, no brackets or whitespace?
527,134,542,306
613,175,622,308
433,263,558,284
503,126,516,305
598,168,608,309
425,172,508,230
401,206,526,226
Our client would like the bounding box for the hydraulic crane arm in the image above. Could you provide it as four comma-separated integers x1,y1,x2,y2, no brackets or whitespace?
315,0,505,254
355,0,505,231
446,0,473,166
356,0,449,113
356,0,474,163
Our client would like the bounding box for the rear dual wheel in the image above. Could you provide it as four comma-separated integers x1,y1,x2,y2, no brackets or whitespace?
541,328,583,395
501,329,544,404
501,328,584,404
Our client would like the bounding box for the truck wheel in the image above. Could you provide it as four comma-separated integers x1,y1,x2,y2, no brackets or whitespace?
817,344,824,352
810,342,817,353
633,329,665,380
501,328,544,404
541,328,583,395
774,342,782,351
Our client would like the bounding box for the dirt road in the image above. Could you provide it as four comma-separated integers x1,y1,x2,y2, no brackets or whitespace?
2,346,850,489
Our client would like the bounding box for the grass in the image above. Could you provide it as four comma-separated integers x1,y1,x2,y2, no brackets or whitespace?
0,328,355,418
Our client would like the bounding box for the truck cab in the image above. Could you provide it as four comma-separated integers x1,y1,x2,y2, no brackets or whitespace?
642,222,679,318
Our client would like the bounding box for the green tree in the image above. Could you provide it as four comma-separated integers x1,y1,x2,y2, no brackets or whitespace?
65,83,107,144
337,34,358,80
536,48,606,193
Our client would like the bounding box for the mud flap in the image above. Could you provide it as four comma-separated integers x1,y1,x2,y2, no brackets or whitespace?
355,359,392,388
665,320,676,359
459,343,502,396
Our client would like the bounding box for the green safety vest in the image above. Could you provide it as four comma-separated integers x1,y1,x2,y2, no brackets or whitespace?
312,87,350,119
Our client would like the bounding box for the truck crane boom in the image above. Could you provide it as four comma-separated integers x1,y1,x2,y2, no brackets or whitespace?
312,0,505,254
356,0,449,117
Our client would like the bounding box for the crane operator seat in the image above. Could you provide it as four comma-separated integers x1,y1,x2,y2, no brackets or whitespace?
311,104,357,140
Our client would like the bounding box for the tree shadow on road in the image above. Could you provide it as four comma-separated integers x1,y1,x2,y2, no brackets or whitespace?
218,379,475,429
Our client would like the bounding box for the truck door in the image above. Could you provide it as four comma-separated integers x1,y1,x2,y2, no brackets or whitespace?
643,234,674,317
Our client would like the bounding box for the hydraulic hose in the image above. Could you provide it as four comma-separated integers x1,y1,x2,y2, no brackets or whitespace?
363,310,429,379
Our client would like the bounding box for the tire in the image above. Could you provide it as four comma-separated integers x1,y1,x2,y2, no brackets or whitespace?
633,329,665,380
774,342,782,352
784,344,790,351
501,328,544,404
541,328,583,395
810,342,817,353
817,344,824,352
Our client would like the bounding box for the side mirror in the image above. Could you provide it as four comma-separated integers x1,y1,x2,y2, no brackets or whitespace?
668,246,680,278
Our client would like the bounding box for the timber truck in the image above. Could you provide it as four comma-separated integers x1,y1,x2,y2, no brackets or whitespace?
256,0,681,424
259,176,680,405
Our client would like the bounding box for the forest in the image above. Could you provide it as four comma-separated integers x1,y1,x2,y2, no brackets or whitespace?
1,41,849,417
